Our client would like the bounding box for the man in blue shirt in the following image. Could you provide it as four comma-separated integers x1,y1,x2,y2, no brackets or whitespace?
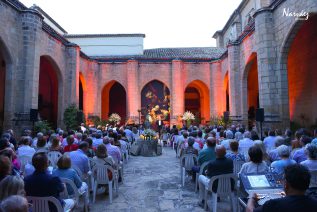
198,137,216,165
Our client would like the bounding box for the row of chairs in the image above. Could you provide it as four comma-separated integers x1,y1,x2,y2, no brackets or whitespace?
180,154,243,212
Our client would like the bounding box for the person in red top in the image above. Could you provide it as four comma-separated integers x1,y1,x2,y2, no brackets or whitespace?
63,135,78,153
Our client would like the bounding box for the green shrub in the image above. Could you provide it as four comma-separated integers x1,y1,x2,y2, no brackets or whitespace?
34,120,52,134
63,104,83,130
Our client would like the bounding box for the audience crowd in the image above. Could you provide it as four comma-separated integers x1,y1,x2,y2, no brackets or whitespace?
0,122,317,211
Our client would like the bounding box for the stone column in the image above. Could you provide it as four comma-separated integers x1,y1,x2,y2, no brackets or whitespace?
210,62,224,117
171,59,184,126
63,44,80,125
126,59,140,123
20,10,43,112
254,9,286,127
227,44,243,122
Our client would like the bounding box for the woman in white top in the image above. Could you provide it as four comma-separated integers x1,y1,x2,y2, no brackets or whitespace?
239,145,269,175
93,144,116,169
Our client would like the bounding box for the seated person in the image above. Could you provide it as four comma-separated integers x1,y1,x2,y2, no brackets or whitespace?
69,142,90,175
0,195,29,212
197,137,216,165
0,175,25,201
0,155,12,181
300,144,317,171
292,135,312,163
239,146,269,175
93,144,116,168
181,136,198,157
53,155,88,201
24,153,75,212
271,145,296,176
247,164,317,212
17,136,35,158
36,136,48,153
226,140,245,161
49,137,64,154
63,135,79,153
198,145,233,205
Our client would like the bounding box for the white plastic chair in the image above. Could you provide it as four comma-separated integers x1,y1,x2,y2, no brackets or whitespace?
233,161,245,177
18,155,32,175
47,151,63,168
195,161,210,193
92,164,118,203
60,178,88,212
180,154,198,187
26,196,64,212
204,173,237,212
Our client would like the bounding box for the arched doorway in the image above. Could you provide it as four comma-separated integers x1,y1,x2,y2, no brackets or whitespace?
141,80,170,127
0,45,6,132
79,73,86,111
101,81,126,124
224,72,230,112
243,53,259,127
38,56,59,127
184,80,210,124
287,15,317,127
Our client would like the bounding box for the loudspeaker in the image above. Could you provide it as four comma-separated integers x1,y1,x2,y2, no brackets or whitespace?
223,111,230,122
77,111,84,124
256,108,264,122
30,109,38,122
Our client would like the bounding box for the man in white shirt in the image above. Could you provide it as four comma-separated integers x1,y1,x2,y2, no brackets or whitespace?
263,130,276,152
17,136,36,158
239,131,254,154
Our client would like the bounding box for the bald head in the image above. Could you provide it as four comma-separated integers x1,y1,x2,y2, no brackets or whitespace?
215,145,226,158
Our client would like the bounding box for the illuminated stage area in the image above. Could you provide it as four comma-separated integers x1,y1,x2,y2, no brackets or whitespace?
0,0,316,132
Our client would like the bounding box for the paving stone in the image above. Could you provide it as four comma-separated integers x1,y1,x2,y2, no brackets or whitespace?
82,147,234,212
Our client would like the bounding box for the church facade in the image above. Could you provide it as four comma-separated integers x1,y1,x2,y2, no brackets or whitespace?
0,0,316,132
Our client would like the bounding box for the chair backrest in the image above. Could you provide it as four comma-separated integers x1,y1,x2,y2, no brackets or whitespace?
233,160,245,176
60,178,80,203
209,173,237,196
92,164,114,184
72,165,84,180
180,154,198,171
18,155,32,173
310,170,317,188
47,151,63,168
27,196,63,212
199,161,210,176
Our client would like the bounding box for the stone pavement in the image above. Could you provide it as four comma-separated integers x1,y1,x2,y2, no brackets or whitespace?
85,147,232,212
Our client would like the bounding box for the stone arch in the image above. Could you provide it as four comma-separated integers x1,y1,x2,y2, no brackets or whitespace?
38,55,63,128
242,52,259,127
101,80,127,123
141,80,171,125
224,71,230,112
279,13,317,127
0,37,12,132
79,72,87,112
184,80,210,123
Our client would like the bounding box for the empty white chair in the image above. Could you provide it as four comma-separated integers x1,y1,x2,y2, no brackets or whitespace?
47,151,63,168
60,178,88,212
180,154,198,187
204,173,237,212
92,164,118,203
195,161,210,193
26,196,64,212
